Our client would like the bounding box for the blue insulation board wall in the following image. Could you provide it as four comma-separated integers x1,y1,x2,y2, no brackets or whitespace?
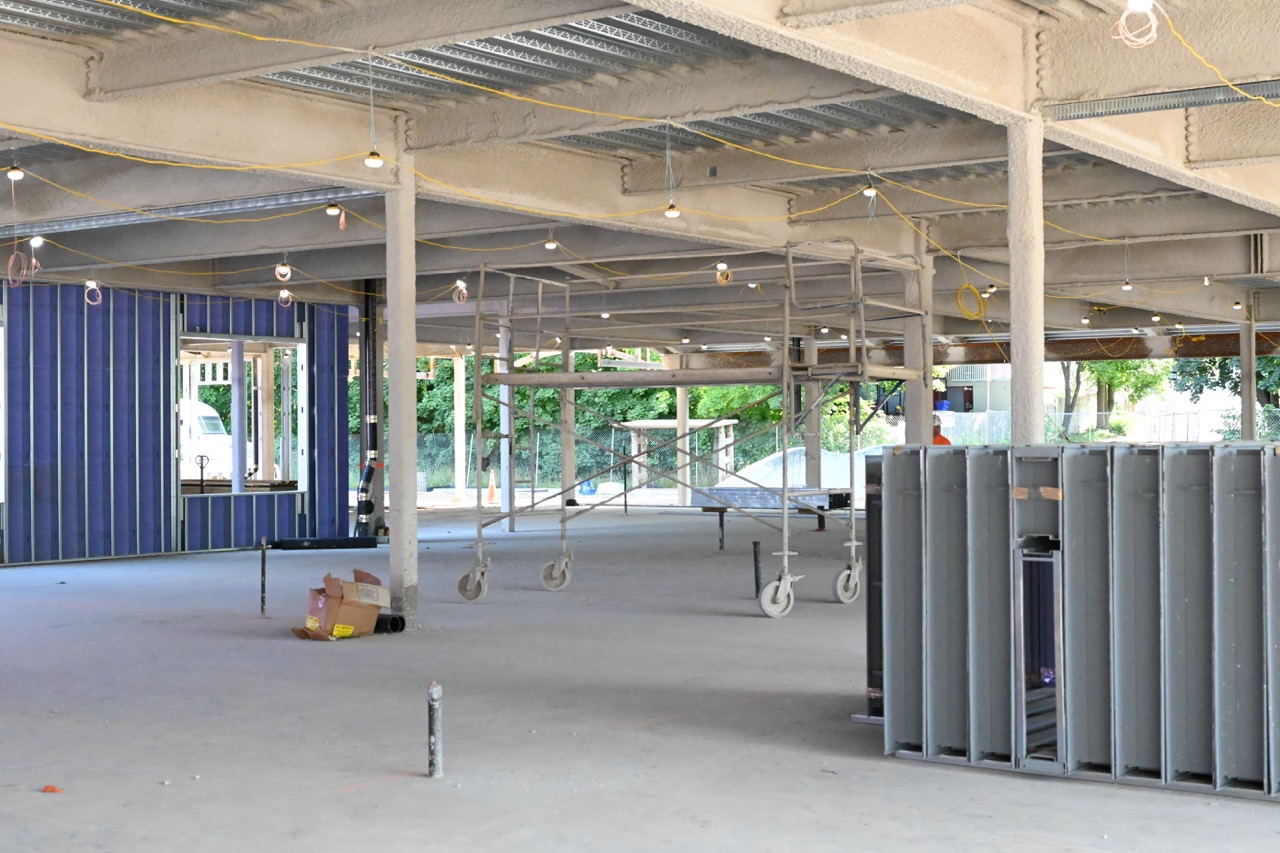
5,285,175,563
2,288,349,563
179,295,348,551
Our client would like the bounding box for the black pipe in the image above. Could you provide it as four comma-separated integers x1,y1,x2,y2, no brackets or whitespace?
355,280,381,537
752,540,763,598
374,613,407,634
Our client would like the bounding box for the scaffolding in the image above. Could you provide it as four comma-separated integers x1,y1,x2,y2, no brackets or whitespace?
454,248,927,617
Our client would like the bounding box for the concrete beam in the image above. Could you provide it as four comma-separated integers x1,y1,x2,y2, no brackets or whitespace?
410,54,890,148
782,0,975,27
0,33,397,190
624,122,1017,192
88,0,631,98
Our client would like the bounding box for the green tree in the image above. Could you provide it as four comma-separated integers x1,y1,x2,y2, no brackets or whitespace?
1083,359,1170,429
1171,356,1280,406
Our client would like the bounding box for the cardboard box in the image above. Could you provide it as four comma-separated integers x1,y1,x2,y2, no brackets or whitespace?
292,570,387,641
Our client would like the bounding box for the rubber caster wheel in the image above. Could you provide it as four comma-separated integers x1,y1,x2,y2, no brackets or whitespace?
541,558,571,591
457,571,488,602
833,564,861,604
758,579,795,618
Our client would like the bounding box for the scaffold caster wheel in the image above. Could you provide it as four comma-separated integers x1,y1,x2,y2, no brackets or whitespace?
541,557,571,591
758,579,795,618
833,563,861,604
457,570,488,602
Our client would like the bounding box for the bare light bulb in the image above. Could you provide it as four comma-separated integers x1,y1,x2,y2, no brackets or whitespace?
1233,301,1243,310
29,235,43,248
1203,276,1211,286
364,151,384,169
1151,314,1161,322
6,165,23,181
1121,281,1133,291
545,238,558,250
1081,315,1091,325
600,312,610,319
664,203,681,219
715,261,728,271
699,344,708,350
980,291,990,299
680,336,690,344
861,185,877,198
763,335,772,342
747,282,758,289
325,202,341,216
840,333,848,340
278,289,294,308
274,263,292,282
819,327,829,334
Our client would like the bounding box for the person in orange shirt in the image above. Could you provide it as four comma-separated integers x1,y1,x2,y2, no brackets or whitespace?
932,413,951,445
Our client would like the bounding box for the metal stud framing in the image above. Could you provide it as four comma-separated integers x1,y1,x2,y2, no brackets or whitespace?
878,442,1280,801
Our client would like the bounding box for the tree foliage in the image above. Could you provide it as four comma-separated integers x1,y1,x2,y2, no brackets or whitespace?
1171,356,1280,406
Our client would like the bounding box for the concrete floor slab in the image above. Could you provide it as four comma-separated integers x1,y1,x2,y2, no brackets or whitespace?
3,507,1279,851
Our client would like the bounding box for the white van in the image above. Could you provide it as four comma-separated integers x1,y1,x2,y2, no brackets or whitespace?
178,399,234,480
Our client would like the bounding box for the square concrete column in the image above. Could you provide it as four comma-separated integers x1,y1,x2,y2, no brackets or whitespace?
1008,116,1047,445
385,152,419,625
903,229,934,445
230,339,246,492
804,335,822,487
1241,311,1257,440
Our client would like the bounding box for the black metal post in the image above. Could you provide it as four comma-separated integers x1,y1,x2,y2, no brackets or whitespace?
427,681,443,778
752,540,763,597
259,537,268,616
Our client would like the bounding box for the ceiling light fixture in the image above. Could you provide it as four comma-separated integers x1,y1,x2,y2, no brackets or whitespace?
1204,276,1212,286
84,279,102,306
600,312,610,319
763,335,772,342
1151,313,1161,322
861,184,877,198
544,231,558,250
840,333,848,340
274,261,292,282
6,165,22,181
278,288,293,308
28,235,43,248
325,202,341,216
680,336,690,344
364,151,384,169
819,327,830,334
1113,0,1158,48
1234,301,1243,310
715,261,728,271
1081,315,1091,325
700,344,708,350
1121,280,1133,291
663,122,681,219
664,202,681,219
980,291,990,299
747,282,758,289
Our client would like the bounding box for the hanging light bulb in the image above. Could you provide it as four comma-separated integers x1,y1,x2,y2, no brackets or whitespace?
6,165,23,181
1175,322,1185,329
84,279,102,306
840,333,848,340
600,312,610,319
747,282,758,289
980,291,991,299
680,336,690,344
278,288,294,308
325,202,341,216
664,202,681,219
819,327,830,334
699,344,708,350
763,335,772,342
29,235,43,248
274,262,293,282
1081,315,1091,325
1233,301,1243,310
715,261,728,271
364,151,384,169
1151,313,1161,322
861,184,877,198
1121,280,1133,291
1203,276,1212,286
544,232,558,251
986,284,997,294
1131,327,1142,334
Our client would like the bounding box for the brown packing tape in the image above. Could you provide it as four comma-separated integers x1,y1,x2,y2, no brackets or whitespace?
1012,486,1030,500
1039,486,1064,501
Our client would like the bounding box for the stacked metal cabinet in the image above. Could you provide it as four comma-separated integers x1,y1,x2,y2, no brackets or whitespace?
879,443,1279,798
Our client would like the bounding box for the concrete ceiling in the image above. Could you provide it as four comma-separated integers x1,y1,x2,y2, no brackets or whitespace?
0,0,1277,357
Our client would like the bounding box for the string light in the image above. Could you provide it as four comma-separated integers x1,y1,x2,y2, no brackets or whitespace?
819,326,830,334
680,336,690,344
763,335,772,342
29,235,43,248
363,151,384,169
715,261,728,271
544,231,558,250
840,333,848,340
325,202,341,216
1204,276,1212,286
664,202,681,219
663,122,681,219
600,312,610,319
274,261,293,282
6,165,22,181
84,279,102,306
452,278,468,304
278,288,294,307
1151,313,1161,322
1081,315,1091,325
1121,280,1133,291
747,282,758,289
1233,301,1243,310
861,184,877,198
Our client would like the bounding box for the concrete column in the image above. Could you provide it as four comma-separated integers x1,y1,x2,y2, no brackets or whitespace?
803,335,822,486
1008,115,1047,445
498,316,515,531
560,337,576,505
676,378,690,506
280,350,293,481
230,339,246,492
1241,313,1257,440
260,351,275,480
903,229,934,445
453,356,467,504
385,151,419,625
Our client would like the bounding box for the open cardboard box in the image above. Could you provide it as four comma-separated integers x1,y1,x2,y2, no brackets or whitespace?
292,570,390,641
